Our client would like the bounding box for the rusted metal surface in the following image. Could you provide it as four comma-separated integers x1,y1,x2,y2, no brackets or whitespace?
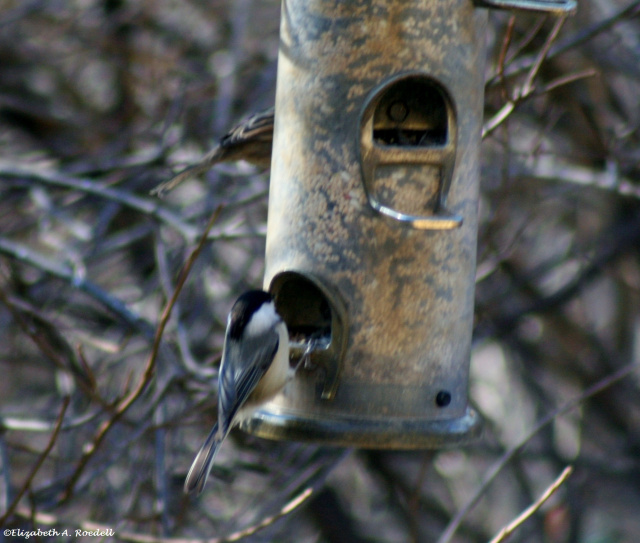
242,0,487,447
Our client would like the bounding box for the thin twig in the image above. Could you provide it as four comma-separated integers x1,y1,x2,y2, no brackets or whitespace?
487,466,573,543
0,236,154,338
478,211,640,339
60,206,223,502
538,68,598,94
223,488,314,542
0,397,69,527
483,69,596,139
486,1,640,87
483,101,516,139
504,15,547,67
14,486,315,543
436,361,638,543
497,15,516,102
0,165,199,242
0,285,111,406
225,446,348,540
153,234,205,378
550,0,640,58
0,411,100,433
521,15,567,97
518,154,640,200
483,15,572,140
148,206,223,370
63,147,167,177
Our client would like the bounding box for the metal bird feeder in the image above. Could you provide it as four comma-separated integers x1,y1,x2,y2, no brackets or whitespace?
241,0,576,448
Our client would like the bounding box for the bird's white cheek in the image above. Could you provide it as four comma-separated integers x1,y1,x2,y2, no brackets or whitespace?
245,302,279,336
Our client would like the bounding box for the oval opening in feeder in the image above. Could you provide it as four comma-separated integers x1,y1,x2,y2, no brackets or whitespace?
372,79,448,147
359,73,462,229
269,271,348,401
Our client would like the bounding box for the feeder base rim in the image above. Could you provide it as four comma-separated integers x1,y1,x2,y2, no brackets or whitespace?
240,405,482,449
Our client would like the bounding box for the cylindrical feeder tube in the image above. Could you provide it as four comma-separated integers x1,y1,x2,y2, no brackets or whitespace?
242,0,487,448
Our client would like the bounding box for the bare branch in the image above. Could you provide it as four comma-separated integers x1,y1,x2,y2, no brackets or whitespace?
0,165,200,242
0,236,155,338
487,466,573,543
437,362,639,543
14,486,315,543
483,69,596,138
60,206,223,502
486,1,640,86
0,397,69,527
521,15,567,96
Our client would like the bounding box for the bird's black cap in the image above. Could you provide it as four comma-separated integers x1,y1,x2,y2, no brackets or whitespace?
228,290,274,340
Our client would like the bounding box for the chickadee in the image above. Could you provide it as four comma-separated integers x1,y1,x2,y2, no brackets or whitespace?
152,107,274,197
184,289,290,495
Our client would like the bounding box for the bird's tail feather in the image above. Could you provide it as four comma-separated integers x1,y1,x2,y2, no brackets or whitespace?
150,147,222,197
184,422,223,495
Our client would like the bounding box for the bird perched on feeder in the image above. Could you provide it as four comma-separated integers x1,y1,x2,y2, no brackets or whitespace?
184,289,290,495
152,107,274,197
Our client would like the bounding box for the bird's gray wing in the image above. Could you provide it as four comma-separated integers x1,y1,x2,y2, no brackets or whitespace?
217,331,280,436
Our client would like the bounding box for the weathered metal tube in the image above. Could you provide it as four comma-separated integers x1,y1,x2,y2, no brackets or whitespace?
243,0,488,447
